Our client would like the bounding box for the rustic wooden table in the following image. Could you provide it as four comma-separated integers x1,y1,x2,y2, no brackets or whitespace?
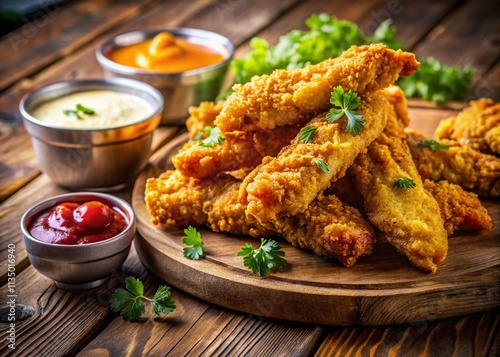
0,0,499,356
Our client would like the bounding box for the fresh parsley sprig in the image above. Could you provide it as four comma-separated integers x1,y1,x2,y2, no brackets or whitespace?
326,86,365,135
417,139,450,150
314,158,330,173
109,276,176,322
181,226,205,260
297,125,317,143
194,126,225,147
63,103,95,120
238,238,287,276
392,177,416,190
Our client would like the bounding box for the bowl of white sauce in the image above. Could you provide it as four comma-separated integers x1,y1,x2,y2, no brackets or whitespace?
19,78,163,190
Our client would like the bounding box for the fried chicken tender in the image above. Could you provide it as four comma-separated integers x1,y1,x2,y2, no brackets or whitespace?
186,101,224,138
350,106,448,272
172,125,301,178
145,170,376,266
435,98,500,155
240,92,390,224
406,130,500,197
423,179,494,234
215,44,419,132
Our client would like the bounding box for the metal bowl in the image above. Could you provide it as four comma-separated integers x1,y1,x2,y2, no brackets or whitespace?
20,192,136,290
19,78,163,190
96,28,234,125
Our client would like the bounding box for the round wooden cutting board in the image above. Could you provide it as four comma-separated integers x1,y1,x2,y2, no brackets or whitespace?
132,132,500,326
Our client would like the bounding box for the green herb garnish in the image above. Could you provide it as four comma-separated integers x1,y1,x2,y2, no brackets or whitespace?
226,14,473,103
197,126,225,147
63,103,96,120
392,177,417,190
109,276,176,322
237,238,287,277
297,125,317,143
181,226,205,260
417,139,450,150
326,85,365,135
313,158,330,173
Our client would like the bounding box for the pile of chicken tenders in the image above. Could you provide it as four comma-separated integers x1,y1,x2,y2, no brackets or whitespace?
145,43,497,272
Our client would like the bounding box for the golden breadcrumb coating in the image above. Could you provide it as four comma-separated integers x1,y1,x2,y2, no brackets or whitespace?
350,106,448,272
406,129,500,197
240,92,390,223
172,125,300,178
215,43,419,132
145,170,375,266
186,101,224,138
423,179,494,235
435,98,500,155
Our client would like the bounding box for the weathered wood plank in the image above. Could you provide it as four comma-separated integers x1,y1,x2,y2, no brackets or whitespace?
314,308,500,357
0,0,164,92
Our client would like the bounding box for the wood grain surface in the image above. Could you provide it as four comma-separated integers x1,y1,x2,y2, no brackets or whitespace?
131,108,500,326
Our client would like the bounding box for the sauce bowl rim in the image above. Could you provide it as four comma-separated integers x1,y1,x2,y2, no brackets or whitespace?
95,27,235,77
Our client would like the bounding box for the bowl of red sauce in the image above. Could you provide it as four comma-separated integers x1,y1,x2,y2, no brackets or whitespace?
20,192,136,290
96,28,234,125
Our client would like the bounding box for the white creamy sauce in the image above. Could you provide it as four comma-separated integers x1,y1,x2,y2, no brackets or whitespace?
31,90,154,129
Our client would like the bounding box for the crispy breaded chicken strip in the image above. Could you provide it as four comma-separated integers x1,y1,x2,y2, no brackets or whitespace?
383,85,410,128
240,92,390,223
423,179,494,235
172,125,301,178
435,98,500,155
350,107,448,272
216,43,419,132
271,192,375,267
145,170,376,266
186,101,224,139
406,130,500,197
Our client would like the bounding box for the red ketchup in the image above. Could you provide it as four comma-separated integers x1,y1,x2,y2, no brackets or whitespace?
28,200,128,244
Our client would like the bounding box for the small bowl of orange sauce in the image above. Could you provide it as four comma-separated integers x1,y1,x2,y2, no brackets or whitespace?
96,28,234,125
20,192,136,290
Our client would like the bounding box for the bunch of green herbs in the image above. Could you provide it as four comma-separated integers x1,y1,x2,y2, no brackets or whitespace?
227,13,473,103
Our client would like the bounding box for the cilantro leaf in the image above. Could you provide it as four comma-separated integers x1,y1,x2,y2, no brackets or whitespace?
297,125,317,143
109,276,176,322
392,177,417,190
314,158,330,173
417,139,450,150
237,238,286,276
63,104,96,119
199,127,225,147
181,226,205,260
326,86,365,135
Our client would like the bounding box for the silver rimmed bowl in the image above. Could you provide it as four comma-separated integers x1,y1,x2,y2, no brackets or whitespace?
20,192,136,290
19,78,164,190
96,28,234,125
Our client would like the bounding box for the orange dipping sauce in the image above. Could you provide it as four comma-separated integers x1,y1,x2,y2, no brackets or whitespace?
107,32,226,72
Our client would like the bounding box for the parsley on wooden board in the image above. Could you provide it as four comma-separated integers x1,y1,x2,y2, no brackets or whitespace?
109,276,176,322
326,85,365,135
392,177,417,190
237,238,287,276
224,13,473,103
181,226,205,260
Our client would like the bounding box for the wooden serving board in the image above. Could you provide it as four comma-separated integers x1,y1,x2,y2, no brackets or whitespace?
132,107,500,326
